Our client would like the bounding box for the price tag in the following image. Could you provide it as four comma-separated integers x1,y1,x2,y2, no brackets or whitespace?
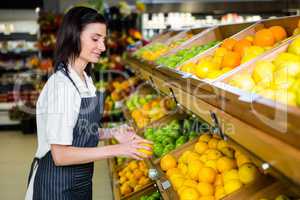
161,180,171,190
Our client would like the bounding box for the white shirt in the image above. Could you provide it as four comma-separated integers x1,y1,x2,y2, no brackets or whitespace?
25,66,96,200
35,66,96,158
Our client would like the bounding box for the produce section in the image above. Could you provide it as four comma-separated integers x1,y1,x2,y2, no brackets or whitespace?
115,15,300,200
2,2,300,200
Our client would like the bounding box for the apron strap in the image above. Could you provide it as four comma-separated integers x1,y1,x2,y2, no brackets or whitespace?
59,68,81,94
27,157,40,187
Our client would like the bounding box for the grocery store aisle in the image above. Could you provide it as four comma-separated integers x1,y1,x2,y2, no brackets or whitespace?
0,131,113,200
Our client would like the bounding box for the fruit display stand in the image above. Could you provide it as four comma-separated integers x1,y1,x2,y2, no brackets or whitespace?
214,36,300,149
155,22,254,79
132,27,209,69
154,15,300,95
123,16,300,199
111,160,155,200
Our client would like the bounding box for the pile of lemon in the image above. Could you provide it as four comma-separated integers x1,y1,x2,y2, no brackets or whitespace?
160,134,260,200
118,160,151,196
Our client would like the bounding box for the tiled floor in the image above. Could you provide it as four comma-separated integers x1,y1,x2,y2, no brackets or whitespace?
0,131,113,200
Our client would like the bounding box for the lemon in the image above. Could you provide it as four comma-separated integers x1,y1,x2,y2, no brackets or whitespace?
238,163,259,184
224,179,243,194
223,169,240,183
229,73,255,91
236,154,251,167
215,186,226,200
252,61,275,87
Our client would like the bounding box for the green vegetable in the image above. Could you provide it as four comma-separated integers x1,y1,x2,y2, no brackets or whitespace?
163,144,175,155
153,143,164,157
175,136,188,147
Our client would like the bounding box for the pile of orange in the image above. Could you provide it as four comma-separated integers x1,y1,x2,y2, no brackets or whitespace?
179,25,290,80
118,160,150,196
160,134,261,200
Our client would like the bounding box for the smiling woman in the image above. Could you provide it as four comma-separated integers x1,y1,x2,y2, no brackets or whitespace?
24,6,153,200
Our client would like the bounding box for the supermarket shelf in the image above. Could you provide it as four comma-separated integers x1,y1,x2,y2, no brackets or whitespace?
124,55,300,187
0,111,20,125
0,33,37,41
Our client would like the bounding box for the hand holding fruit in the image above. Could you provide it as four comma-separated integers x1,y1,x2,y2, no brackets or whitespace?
113,124,142,143
112,138,153,160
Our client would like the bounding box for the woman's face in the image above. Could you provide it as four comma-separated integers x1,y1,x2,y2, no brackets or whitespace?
79,23,106,63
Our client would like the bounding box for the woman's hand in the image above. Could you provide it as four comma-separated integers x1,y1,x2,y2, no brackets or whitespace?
113,124,144,144
111,138,153,160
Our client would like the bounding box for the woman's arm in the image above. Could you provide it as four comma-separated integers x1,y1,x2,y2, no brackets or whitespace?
98,127,115,140
51,138,151,166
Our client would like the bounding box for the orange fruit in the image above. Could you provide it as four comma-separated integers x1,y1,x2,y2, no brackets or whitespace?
254,28,275,47
216,157,236,173
194,141,209,154
166,168,182,177
188,160,204,181
160,154,177,171
221,38,237,51
214,47,228,57
198,167,217,183
131,110,143,120
197,182,214,196
221,51,241,69
233,39,252,55
269,26,287,42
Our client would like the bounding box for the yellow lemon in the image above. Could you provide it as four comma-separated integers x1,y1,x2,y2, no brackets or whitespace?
236,154,251,167
215,186,226,200
223,169,240,183
224,179,243,194
238,163,259,184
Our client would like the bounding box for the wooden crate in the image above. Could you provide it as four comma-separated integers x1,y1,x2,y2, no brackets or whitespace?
123,83,180,132
159,15,300,95
123,184,160,200
214,35,300,149
112,161,155,200
248,181,300,200
150,30,181,44
152,135,274,200
134,27,209,68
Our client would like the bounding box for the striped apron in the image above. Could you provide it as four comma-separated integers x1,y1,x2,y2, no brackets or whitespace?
27,68,101,200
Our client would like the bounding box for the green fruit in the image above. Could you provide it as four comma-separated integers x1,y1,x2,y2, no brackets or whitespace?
163,144,175,155
175,136,188,147
153,143,164,157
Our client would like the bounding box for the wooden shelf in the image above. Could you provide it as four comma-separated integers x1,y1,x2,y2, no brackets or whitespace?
124,55,300,188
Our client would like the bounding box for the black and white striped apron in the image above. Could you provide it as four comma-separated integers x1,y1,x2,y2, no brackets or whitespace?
30,68,101,200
